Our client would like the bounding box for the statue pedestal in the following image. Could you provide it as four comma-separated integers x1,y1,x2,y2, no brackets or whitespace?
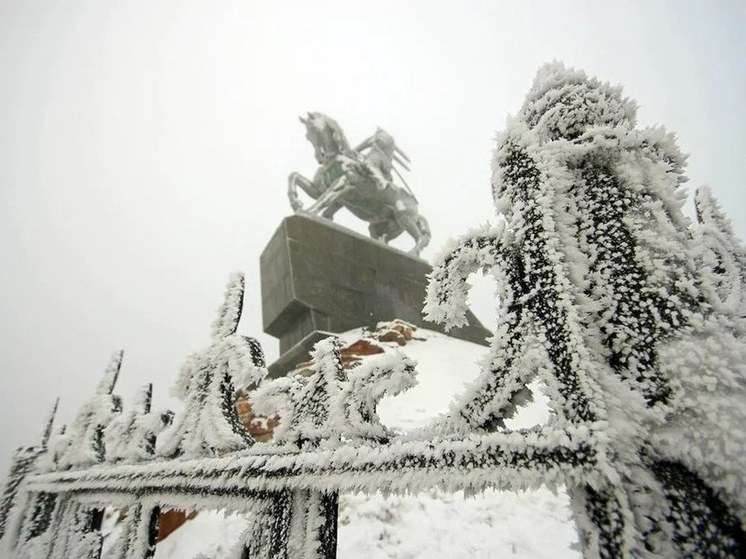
260,214,491,376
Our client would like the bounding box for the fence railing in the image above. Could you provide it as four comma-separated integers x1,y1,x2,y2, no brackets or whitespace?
4,64,746,559
0,267,614,559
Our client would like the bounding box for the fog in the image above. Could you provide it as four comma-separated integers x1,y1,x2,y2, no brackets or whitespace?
1,0,744,474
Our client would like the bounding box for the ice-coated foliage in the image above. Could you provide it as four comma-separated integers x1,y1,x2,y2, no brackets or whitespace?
425,62,745,557
158,273,268,458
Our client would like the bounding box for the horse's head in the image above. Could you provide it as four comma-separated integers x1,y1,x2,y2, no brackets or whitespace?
299,112,353,163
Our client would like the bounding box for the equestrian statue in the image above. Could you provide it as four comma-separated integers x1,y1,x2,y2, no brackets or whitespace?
288,112,431,256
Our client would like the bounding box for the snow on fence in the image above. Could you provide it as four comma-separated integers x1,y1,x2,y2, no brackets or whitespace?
0,272,598,559
1,63,745,559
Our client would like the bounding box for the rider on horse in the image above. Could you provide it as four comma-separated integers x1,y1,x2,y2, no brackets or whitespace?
287,112,430,256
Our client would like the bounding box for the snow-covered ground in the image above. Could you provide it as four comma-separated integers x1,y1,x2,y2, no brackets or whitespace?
129,328,581,558
152,511,250,559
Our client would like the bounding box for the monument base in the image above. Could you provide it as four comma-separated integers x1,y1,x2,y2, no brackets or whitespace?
267,330,336,377
260,214,491,377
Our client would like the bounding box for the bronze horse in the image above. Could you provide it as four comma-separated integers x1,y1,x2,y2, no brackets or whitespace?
288,112,430,255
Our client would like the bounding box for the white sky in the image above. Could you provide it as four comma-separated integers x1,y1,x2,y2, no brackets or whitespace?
0,0,744,474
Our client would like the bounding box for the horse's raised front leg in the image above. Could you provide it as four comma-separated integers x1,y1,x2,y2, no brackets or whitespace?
307,176,350,216
288,172,320,212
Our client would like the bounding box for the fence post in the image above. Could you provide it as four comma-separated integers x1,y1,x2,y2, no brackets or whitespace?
43,497,103,559
45,496,77,558
570,484,632,559
111,502,159,559
244,488,338,559
304,490,338,559
245,490,293,559
286,489,310,557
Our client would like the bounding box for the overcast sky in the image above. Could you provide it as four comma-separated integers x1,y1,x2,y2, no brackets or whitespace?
0,0,743,474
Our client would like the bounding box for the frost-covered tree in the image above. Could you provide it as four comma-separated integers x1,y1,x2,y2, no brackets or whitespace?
159,273,267,457
426,63,744,557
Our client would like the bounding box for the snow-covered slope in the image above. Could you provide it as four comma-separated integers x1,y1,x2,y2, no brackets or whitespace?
147,328,580,558
373,328,552,432
151,511,250,559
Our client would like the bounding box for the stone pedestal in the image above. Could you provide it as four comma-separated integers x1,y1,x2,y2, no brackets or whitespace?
260,215,491,376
